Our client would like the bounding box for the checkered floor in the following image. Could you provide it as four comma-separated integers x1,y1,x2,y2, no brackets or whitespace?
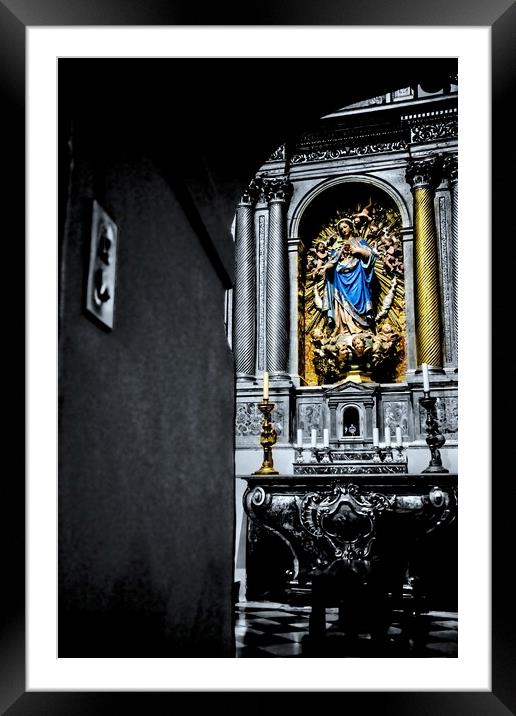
235,601,458,657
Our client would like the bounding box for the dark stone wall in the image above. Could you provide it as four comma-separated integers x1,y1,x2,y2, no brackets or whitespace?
58,109,235,656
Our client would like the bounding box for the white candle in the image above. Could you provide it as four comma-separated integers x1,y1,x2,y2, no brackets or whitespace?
263,371,269,400
311,429,317,447
323,428,329,447
422,363,430,393
384,427,391,447
372,427,379,447
396,426,402,447
297,428,303,447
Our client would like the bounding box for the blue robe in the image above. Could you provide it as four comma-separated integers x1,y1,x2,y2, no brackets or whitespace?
323,241,375,330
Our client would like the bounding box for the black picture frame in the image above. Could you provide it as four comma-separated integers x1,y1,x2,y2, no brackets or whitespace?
6,1,511,712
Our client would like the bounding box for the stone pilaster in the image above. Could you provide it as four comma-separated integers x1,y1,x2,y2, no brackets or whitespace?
443,153,458,364
287,237,303,380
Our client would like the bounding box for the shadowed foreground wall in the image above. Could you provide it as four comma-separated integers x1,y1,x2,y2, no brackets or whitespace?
58,107,235,656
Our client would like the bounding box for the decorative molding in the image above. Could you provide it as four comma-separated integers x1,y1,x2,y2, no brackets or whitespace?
409,118,457,143
401,107,458,144
250,486,270,507
406,156,442,190
324,450,377,461
325,381,377,398
392,87,414,100
442,153,458,184
257,214,266,371
289,121,409,164
262,176,293,203
294,464,408,475
443,153,459,359
291,140,407,164
239,177,261,206
438,195,454,365
295,124,406,151
267,144,286,161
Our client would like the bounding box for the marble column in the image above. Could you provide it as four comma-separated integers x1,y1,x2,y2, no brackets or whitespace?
443,154,458,363
233,179,259,379
263,177,293,377
406,158,444,370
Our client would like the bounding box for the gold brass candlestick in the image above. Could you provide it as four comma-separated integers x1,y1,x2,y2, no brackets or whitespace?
253,399,279,475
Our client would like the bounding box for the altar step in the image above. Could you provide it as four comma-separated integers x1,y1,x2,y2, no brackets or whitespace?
294,447,408,474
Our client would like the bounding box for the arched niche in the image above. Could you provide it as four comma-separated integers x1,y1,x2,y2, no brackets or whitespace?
296,180,407,386
339,403,363,441
289,175,411,239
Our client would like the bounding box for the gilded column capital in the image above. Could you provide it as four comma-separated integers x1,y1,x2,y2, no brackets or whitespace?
442,154,458,185
263,176,293,204
239,177,261,206
406,157,441,191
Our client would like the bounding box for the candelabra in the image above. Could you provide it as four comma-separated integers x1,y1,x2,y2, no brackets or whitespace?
306,446,332,463
394,444,407,463
419,392,449,473
318,447,333,463
373,444,407,464
253,399,279,475
373,445,393,463
294,445,304,463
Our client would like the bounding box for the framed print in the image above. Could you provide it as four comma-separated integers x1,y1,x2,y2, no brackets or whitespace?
4,2,511,712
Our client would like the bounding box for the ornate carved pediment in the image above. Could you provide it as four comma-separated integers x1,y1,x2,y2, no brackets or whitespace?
324,380,377,402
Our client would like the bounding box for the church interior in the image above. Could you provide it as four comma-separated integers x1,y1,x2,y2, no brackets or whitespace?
58,57,458,658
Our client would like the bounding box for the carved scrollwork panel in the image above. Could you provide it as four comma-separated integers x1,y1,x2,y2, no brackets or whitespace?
383,401,409,436
294,464,408,475
299,484,393,559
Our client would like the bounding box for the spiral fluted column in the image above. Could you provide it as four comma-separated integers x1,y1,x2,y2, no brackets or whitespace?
406,158,444,369
233,180,259,378
263,177,293,376
443,154,458,362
